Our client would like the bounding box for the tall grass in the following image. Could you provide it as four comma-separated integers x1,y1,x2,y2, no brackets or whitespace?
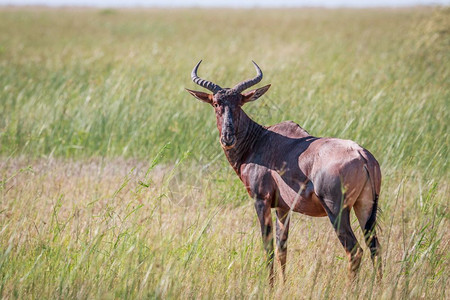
0,7,448,299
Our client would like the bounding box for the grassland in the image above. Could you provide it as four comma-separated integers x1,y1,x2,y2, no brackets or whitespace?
0,6,449,299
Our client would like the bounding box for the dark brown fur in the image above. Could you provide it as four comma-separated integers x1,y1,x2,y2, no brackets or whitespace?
187,62,382,283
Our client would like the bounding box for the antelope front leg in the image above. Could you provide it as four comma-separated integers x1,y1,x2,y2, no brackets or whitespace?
254,199,274,284
276,208,290,282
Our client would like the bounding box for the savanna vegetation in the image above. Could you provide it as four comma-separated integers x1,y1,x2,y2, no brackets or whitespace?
0,6,448,299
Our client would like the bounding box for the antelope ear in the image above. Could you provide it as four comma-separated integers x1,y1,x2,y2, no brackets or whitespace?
185,88,213,104
241,84,271,104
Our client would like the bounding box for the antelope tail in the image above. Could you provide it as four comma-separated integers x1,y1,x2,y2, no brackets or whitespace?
363,164,380,233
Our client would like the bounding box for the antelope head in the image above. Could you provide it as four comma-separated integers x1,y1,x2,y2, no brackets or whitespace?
186,60,271,149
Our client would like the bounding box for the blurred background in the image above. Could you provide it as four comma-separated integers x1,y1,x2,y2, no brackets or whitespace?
1,0,450,7
0,1,448,299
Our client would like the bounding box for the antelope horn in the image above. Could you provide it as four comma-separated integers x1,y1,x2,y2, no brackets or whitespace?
232,61,263,93
191,60,222,94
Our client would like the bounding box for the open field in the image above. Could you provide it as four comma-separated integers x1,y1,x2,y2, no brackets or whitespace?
0,6,449,299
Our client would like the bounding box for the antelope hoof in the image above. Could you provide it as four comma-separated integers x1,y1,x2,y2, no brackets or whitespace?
348,249,363,280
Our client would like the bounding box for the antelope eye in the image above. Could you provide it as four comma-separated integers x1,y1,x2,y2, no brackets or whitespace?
214,103,219,108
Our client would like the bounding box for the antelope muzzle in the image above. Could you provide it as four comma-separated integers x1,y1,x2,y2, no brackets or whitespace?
220,107,236,149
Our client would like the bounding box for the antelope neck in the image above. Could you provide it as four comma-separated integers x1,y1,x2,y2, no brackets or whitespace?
223,109,264,173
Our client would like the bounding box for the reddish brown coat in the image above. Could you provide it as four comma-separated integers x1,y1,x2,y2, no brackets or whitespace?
187,61,382,283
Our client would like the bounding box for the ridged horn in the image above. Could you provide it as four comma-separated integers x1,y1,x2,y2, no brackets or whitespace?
232,61,263,93
191,60,222,94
